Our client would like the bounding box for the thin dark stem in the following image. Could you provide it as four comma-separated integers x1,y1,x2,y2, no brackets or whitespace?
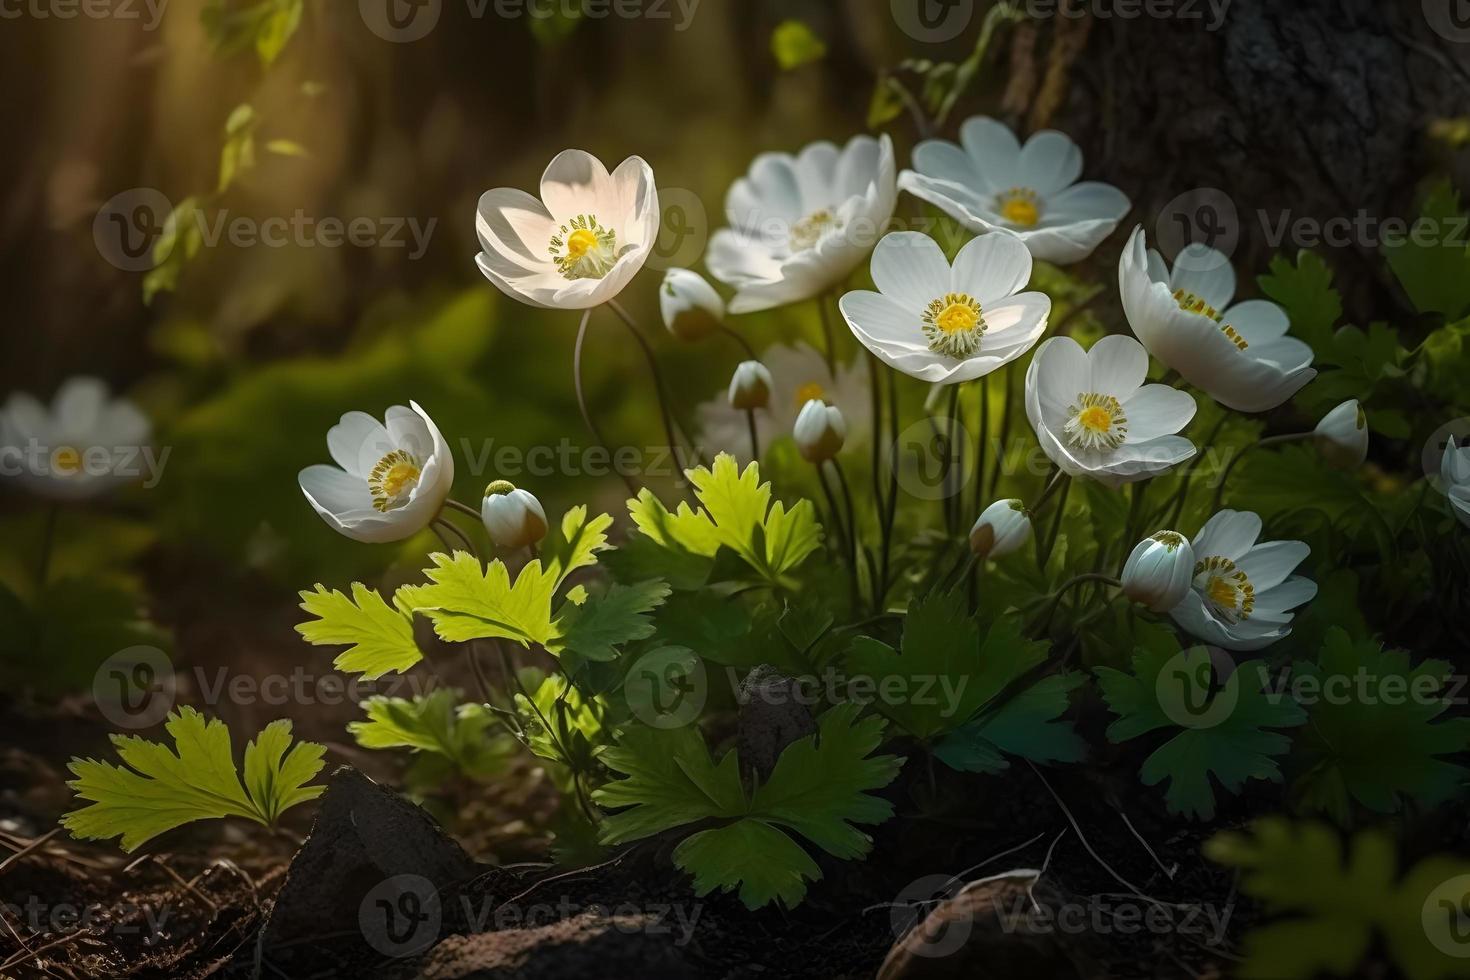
607,299,689,491
745,409,760,462
880,371,900,607
432,517,475,556
575,308,638,495
444,498,482,521
866,352,886,532
1210,432,1310,513
816,293,839,374
1033,573,1121,637
1036,476,1072,573
944,384,963,536
832,459,861,607
35,502,59,589
718,323,757,360
1123,481,1149,549
974,375,990,520
1164,412,1228,529
989,368,1014,499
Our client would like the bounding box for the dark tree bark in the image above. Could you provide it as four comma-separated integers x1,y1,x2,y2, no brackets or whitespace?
1006,0,1470,323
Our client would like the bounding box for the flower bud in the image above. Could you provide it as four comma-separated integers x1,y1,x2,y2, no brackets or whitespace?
793,399,846,463
728,360,772,411
970,499,1031,559
660,268,725,342
1121,530,1195,612
1313,399,1368,470
481,481,548,550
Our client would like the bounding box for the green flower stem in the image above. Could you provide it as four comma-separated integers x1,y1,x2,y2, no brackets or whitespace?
1162,411,1228,529
832,458,862,605
1036,474,1072,572
443,498,482,521
1032,572,1121,636
35,501,59,590
606,299,691,491
973,374,990,521
934,1,1025,128
431,516,476,556
816,292,840,373
880,370,901,607
1210,431,1311,512
988,368,1014,499
574,308,639,496
944,384,964,536
718,323,757,360
745,409,760,461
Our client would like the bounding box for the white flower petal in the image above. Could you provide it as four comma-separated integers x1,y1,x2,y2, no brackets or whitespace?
841,290,927,352
52,377,109,438
1122,384,1197,443
299,464,375,516
1030,336,1090,428
1168,244,1236,309
1019,130,1083,196
475,187,557,267
1237,540,1311,592
327,411,393,478
1087,334,1148,398
1194,509,1262,561
1223,299,1290,346
910,139,977,187
959,116,1021,190
952,232,1033,303
1254,574,1318,613
1045,181,1131,224
871,232,949,311
539,148,615,222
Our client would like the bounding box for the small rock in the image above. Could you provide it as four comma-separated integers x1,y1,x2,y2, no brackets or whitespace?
877,871,1089,980
254,766,481,975
737,665,817,784
414,910,698,979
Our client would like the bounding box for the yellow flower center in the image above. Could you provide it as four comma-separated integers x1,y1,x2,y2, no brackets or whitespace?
1063,393,1128,452
1152,531,1186,551
995,187,1041,228
936,302,979,334
1173,288,1222,321
564,227,599,260
52,445,84,475
1194,556,1255,624
789,209,836,252
922,292,986,359
550,214,618,280
368,449,422,512
795,381,827,407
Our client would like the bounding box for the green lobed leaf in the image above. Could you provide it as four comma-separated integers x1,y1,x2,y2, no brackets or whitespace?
296,582,421,680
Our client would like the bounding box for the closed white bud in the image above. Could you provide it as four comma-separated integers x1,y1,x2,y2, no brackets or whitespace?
481,481,548,550
970,499,1032,559
1313,399,1368,470
728,360,772,411
1121,530,1195,612
793,399,846,463
660,268,725,342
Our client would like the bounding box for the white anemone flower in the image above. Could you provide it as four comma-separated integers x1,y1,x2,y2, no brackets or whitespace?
706,134,898,314
474,149,658,310
897,116,1130,264
970,499,1032,560
696,342,869,465
1121,530,1195,613
1313,399,1368,470
0,377,151,500
481,482,549,550
839,231,1049,384
1025,334,1197,487
1170,509,1316,651
299,402,454,544
1119,227,1316,412
1441,436,1470,528
793,400,847,463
